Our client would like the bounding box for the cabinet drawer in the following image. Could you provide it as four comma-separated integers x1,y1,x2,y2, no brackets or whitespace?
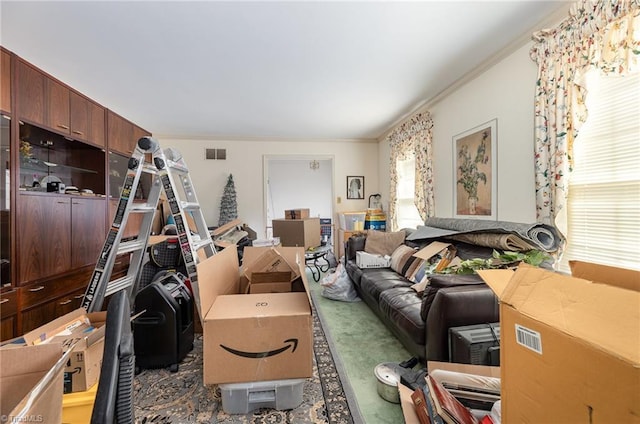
19,276,87,308
0,289,18,318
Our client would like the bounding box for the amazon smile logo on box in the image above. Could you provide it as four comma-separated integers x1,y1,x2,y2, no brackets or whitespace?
220,338,298,359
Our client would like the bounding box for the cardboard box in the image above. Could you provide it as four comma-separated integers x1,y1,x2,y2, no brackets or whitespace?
284,208,310,219
23,309,106,393
478,263,640,423
0,343,65,423
400,361,500,424
356,251,391,268
195,245,313,385
272,218,321,249
242,247,299,294
247,272,293,294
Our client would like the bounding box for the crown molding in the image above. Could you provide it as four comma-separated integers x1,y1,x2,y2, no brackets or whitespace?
154,133,378,144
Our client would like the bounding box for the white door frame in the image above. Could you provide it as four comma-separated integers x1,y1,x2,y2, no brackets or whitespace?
263,154,335,238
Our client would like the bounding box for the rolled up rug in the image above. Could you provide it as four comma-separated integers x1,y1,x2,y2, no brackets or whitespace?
407,218,563,252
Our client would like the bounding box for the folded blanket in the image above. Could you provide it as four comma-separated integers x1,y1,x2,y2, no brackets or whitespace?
407,218,563,252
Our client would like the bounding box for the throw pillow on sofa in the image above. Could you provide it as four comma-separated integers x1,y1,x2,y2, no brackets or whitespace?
364,230,405,256
390,245,417,275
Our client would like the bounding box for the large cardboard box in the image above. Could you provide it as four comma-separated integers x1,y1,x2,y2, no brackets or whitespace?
195,245,313,385
272,218,321,249
284,208,310,219
478,263,640,423
23,309,106,393
0,343,65,423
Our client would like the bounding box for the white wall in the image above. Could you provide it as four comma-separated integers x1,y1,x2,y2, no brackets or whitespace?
266,157,333,220
379,42,538,224
157,137,378,237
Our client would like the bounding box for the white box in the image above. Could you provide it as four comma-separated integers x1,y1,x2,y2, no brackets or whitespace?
218,378,305,414
356,251,391,269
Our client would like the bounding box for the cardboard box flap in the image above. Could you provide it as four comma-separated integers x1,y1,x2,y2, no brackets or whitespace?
477,269,514,299
23,308,90,346
242,246,302,281
0,343,64,418
481,264,640,364
413,241,451,261
196,245,240,318
210,292,311,320
569,260,640,292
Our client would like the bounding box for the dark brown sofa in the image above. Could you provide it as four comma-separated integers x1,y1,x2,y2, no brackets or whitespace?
344,233,499,363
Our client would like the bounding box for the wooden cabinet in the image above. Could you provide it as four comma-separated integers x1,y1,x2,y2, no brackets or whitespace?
108,110,150,156
16,59,46,125
70,91,106,147
89,99,106,147
16,58,105,147
17,194,71,283
17,193,106,284
7,50,149,336
46,78,70,134
71,197,107,268
108,110,135,156
0,289,18,341
18,272,90,334
1,49,11,113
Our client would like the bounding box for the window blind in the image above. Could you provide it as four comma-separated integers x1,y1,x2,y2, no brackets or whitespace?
559,71,640,272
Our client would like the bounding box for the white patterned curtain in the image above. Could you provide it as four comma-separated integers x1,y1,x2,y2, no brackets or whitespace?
386,112,435,231
530,0,640,236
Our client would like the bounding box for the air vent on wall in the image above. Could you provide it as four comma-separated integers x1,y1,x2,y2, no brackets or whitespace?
205,148,227,160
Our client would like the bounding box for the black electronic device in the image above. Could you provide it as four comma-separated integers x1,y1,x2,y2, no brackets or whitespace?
91,290,135,424
133,272,194,373
448,323,500,366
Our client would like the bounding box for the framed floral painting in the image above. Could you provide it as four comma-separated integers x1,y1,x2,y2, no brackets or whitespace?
453,119,497,220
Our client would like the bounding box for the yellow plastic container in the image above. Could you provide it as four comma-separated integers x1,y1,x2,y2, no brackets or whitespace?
62,382,98,424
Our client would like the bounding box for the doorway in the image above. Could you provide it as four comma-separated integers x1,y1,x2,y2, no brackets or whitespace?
263,155,334,243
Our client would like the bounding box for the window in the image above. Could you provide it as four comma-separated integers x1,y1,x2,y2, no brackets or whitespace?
559,71,640,272
395,154,423,230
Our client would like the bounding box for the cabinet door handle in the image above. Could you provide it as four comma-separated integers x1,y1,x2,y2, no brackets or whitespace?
57,124,70,130
29,286,45,292
74,294,84,299
0,298,9,304
72,130,84,135
72,202,81,205
59,299,72,305
57,201,67,204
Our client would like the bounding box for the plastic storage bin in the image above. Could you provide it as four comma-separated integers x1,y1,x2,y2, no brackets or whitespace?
338,212,366,231
62,382,98,424
219,378,306,414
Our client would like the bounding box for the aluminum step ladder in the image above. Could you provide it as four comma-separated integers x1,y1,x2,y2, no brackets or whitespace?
81,136,216,313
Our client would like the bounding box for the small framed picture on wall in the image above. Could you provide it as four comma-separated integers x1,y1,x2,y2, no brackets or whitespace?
346,176,364,199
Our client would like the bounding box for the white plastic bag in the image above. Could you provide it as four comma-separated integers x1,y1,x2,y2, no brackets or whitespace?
320,263,360,302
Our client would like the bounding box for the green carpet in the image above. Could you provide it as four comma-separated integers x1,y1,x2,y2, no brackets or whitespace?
308,270,410,424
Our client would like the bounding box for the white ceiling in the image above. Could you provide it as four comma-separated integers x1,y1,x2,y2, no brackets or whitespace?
1,1,569,141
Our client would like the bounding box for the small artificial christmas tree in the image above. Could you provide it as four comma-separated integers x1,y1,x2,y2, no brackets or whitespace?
218,174,238,226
